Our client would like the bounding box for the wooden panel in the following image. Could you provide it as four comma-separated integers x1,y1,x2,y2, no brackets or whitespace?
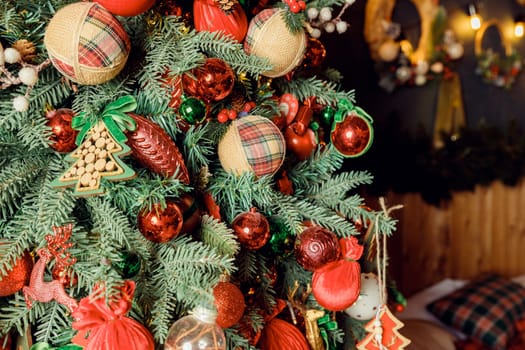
386,181,525,296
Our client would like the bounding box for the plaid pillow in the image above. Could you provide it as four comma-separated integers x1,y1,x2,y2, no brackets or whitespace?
427,274,525,350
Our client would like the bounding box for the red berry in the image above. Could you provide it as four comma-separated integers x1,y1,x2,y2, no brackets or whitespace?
298,1,306,9
217,110,229,123
228,110,237,120
290,3,300,12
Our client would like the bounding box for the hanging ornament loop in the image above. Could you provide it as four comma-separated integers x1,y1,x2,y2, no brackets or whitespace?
356,198,410,350
72,95,138,146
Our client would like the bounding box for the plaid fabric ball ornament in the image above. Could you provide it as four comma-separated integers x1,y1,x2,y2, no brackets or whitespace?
218,115,286,177
244,9,306,78
44,2,130,85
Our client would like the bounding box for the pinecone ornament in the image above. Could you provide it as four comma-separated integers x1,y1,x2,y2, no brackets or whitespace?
12,39,37,62
214,0,237,12
127,113,190,184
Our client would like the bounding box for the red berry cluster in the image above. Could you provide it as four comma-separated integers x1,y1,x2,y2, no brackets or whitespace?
284,0,305,13
217,101,256,123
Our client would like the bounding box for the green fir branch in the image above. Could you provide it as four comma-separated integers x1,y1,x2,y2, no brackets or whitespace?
305,171,374,203
296,199,357,236
71,78,134,116
289,145,344,190
0,157,46,220
208,170,275,222
33,301,72,344
275,76,355,106
261,192,304,235
225,328,256,350
196,31,272,75
199,215,240,259
0,294,46,337
182,124,216,174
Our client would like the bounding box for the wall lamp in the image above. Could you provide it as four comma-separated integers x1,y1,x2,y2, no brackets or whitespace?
515,15,525,38
468,3,481,30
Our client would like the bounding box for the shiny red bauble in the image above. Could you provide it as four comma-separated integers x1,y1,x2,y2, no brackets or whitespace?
0,249,33,297
231,208,270,250
93,0,156,16
137,201,183,243
294,226,341,271
303,36,326,68
46,108,78,153
331,112,373,157
213,281,246,328
182,58,235,103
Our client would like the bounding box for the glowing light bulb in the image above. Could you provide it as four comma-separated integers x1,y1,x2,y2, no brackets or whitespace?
468,4,481,30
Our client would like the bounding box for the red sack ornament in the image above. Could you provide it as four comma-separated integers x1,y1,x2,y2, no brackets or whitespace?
193,0,248,42
257,300,310,350
72,280,155,350
311,236,363,311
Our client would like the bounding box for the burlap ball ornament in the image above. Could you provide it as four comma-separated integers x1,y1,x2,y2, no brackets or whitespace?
218,115,286,177
244,9,307,78
44,2,130,85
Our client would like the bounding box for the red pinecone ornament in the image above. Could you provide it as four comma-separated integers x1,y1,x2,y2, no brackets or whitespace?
127,113,190,184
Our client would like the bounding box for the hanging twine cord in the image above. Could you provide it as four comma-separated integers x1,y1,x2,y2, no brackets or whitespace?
372,197,403,349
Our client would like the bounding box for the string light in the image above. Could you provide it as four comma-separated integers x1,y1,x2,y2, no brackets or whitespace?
468,4,481,30
515,15,525,38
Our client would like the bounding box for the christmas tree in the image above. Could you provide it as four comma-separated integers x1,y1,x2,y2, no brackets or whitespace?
0,0,404,349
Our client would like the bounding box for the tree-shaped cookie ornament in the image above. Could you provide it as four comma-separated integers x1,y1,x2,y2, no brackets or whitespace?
51,96,138,197
356,198,410,350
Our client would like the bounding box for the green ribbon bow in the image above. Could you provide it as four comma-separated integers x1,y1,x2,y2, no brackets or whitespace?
31,342,83,350
333,98,374,125
318,314,339,350
71,95,138,146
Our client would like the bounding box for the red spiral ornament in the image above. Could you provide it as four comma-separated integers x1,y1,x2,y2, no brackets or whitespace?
294,226,341,271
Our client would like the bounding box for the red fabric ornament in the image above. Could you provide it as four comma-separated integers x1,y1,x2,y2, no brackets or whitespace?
231,208,270,250
127,113,190,184
276,170,294,195
161,73,184,111
46,108,78,153
182,58,235,103
312,236,363,311
137,200,183,243
93,0,156,16
213,281,246,328
0,248,33,297
257,300,310,350
202,192,222,221
72,280,155,350
193,0,248,42
285,102,317,160
294,226,340,271
331,111,373,158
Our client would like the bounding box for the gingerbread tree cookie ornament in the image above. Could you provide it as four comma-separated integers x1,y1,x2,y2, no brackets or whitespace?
51,96,138,196
356,198,410,350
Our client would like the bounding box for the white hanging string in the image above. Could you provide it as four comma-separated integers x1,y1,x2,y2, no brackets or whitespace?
371,197,403,350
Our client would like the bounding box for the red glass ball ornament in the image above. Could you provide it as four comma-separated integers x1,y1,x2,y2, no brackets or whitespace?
303,36,326,68
232,208,270,250
137,201,183,243
213,281,246,328
0,249,33,297
93,0,156,16
331,112,373,157
182,58,235,103
294,226,341,271
46,108,78,153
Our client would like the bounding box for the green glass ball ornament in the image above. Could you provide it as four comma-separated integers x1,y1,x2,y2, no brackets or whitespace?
320,106,335,126
178,96,207,124
115,252,141,278
268,221,294,256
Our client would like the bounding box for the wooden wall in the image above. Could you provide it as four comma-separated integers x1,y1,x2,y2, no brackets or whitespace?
385,181,525,296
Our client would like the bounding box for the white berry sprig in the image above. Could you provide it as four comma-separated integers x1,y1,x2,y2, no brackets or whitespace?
305,0,355,38
0,42,51,112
